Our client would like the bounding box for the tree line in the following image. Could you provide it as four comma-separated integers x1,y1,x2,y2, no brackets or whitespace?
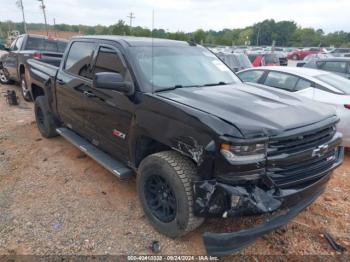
1,19,350,47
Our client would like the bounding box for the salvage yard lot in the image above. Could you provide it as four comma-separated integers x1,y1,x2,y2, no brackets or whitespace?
0,83,350,258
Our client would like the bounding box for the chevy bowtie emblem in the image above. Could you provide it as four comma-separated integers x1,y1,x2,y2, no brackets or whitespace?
312,144,329,157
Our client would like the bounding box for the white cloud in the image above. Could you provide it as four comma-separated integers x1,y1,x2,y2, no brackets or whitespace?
1,0,349,32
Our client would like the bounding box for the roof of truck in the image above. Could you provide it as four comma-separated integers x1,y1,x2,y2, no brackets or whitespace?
73,35,192,47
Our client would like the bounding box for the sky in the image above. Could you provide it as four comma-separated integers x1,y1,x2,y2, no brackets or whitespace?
1,0,350,33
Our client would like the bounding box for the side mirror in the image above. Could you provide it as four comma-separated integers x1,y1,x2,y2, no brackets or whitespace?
93,72,133,95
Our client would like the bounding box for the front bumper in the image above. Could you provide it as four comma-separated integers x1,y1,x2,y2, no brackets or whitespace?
194,146,344,256
203,186,323,256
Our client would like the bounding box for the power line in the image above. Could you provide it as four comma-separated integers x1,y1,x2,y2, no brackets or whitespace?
38,0,48,36
127,12,136,28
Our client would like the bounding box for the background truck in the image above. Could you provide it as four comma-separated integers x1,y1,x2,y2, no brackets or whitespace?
0,34,67,101
26,35,343,256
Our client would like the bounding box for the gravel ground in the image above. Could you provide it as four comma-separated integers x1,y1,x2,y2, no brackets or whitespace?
0,83,349,259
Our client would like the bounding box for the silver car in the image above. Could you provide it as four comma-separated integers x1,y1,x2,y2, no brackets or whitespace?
237,66,350,147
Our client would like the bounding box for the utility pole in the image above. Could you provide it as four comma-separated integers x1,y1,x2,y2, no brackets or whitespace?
53,18,57,37
256,27,261,46
127,12,136,28
38,0,48,36
16,0,27,33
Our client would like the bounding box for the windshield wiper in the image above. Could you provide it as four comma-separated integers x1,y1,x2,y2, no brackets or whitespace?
154,84,199,92
202,81,228,87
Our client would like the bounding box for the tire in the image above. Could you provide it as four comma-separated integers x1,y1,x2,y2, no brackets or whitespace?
0,67,12,85
292,54,299,60
20,73,33,102
137,151,204,238
34,96,58,138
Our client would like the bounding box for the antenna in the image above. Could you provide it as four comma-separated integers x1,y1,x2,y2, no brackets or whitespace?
151,9,155,94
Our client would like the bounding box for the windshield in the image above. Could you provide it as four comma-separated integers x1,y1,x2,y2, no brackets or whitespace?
315,74,350,95
130,46,241,92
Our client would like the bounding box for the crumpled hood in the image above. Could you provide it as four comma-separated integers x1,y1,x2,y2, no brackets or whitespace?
157,83,336,138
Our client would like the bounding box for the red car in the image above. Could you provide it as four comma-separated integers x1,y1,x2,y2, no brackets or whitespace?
287,47,324,60
247,53,280,67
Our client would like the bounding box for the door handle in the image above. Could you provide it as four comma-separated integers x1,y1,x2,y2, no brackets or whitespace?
83,91,96,97
56,79,65,85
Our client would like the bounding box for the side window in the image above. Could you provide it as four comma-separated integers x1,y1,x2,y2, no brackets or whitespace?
264,72,298,91
295,78,313,91
321,61,347,73
15,36,24,50
238,70,264,83
64,41,95,79
93,46,126,76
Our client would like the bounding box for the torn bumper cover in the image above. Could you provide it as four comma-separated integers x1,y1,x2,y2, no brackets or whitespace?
202,188,323,256
193,164,341,256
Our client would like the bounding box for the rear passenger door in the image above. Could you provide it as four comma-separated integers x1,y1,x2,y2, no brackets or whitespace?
56,40,96,137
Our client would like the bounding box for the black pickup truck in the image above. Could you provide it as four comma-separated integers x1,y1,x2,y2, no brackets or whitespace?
0,34,67,101
27,36,344,256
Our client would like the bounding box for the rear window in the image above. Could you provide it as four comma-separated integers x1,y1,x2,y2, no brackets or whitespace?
25,37,67,52
315,74,350,95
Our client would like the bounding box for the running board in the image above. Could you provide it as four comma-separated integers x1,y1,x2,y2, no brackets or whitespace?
56,127,133,179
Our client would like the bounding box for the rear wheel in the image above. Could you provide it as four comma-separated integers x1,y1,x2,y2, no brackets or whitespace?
137,151,204,238
34,96,58,138
0,67,11,84
20,73,33,101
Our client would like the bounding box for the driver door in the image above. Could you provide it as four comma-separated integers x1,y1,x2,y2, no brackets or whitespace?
82,43,134,162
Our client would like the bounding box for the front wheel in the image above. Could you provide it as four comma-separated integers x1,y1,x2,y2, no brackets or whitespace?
0,67,12,84
137,151,204,238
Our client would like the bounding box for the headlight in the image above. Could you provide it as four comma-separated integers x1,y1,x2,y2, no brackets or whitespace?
220,143,266,163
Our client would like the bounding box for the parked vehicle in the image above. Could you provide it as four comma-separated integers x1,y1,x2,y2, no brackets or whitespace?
27,36,343,256
247,52,280,67
303,57,350,79
296,53,332,67
0,34,67,101
287,47,324,60
238,66,350,147
327,48,350,57
216,52,252,71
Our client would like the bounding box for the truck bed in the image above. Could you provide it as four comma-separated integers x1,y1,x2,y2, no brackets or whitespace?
27,58,59,84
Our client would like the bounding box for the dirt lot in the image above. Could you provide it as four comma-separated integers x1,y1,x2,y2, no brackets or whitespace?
0,83,350,258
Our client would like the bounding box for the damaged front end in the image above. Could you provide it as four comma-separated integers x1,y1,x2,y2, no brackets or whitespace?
193,170,337,256
193,181,281,218
192,126,344,256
